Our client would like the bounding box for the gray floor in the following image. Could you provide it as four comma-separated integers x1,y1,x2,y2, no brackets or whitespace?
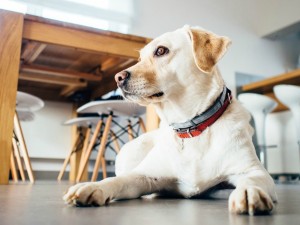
0,181,300,225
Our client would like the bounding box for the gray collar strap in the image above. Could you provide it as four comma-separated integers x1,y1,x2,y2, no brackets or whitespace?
170,86,232,131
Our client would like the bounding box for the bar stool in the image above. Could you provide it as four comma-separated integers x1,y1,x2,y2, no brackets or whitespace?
76,100,146,182
11,91,44,183
238,93,278,169
274,84,300,164
57,117,100,181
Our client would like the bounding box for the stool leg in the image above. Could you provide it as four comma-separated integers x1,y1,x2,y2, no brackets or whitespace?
91,115,113,182
101,157,107,179
10,151,18,182
57,133,80,181
77,128,91,181
110,131,120,154
127,120,134,141
78,128,91,170
14,113,35,183
76,119,103,182
12,137,25,181
138,117,147,133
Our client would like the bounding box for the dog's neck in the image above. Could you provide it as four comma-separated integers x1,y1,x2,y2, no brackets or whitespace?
153,68,225,126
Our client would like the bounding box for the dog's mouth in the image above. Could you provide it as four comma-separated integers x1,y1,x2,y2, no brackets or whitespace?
121,88,164,100
148,92,164,99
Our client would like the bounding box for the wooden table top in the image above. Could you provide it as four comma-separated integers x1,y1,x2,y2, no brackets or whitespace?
241,69,300,112
242,69,300,93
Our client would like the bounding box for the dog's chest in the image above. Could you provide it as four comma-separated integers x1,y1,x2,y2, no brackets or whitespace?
170,138,224,196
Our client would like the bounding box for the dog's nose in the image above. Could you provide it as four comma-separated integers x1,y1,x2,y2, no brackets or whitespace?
115,71,130,86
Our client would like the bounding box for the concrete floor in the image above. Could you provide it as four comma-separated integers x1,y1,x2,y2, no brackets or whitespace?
0,181,300,225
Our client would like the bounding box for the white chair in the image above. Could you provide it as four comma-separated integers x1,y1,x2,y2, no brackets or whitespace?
57,117,101,181
238,93,278,169
75,100,146,182
274,84,300,153
11,92,45,183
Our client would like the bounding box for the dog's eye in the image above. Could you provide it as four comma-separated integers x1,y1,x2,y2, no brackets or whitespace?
154,46,169,57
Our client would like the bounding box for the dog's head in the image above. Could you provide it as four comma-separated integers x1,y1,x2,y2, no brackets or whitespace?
115,26,231,106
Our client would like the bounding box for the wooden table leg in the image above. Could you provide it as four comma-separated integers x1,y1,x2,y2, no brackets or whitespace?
0,10,24,184
14,114,35,183
12,137,25,181
76,120,103,182
91,114,113,181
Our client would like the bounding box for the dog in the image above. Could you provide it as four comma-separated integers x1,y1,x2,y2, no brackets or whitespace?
63,25,277,215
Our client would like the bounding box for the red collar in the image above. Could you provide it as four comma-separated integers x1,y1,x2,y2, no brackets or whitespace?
171,87,232,139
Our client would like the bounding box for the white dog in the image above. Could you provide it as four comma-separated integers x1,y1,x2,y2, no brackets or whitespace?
64,25,277,215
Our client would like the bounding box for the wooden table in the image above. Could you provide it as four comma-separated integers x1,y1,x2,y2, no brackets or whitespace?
0,9,153,184
241,69,300,112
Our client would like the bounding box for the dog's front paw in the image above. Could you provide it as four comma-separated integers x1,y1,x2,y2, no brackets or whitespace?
228,186,274,215
63,182,110,207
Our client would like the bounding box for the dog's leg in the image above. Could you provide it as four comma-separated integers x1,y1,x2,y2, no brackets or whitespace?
63,173,175,206
115,130,158,176
228,168,277,215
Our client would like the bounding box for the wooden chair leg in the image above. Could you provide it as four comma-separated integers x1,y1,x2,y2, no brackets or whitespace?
91,115,113,182
76,119,103,182
14,113,35,183
10,151,18,182
78,128,91,173
110,131,120,154
12,137,25,181
138,117,147,133
57,133,81,181
100,157,107,179
127,120,134,141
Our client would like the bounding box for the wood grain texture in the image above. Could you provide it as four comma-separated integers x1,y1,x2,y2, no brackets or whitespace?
12,137,26,181
14,114,35,183
23,20,146,59
68,105,89,182
0,10,24,184
91,115,113,181
76,119,103,182
242,69,300,93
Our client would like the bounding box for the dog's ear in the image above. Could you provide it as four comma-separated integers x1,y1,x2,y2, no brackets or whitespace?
187,28,231,73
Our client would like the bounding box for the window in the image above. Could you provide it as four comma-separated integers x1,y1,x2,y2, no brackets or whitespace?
0,0,133,33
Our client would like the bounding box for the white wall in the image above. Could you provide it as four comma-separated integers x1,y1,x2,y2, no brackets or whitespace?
251,0,300,37
130,0,300,90
21,101,73,171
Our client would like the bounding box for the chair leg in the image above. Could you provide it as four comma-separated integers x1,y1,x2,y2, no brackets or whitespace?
12,137,25,181
91,115,113,182
10,151,18,182
78,128,91,172
57,134,81,181
14,113,35,183
138,117,147,133
110,131,121,154
127,120,134,141
100,157,107,179
76,119,103,182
